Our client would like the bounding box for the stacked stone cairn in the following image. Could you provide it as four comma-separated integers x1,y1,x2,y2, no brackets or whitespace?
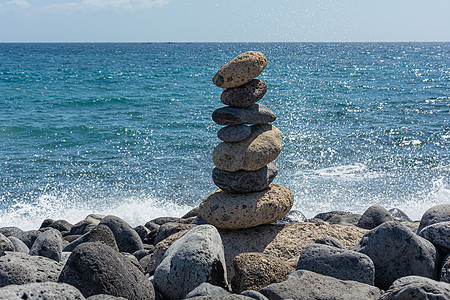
199,51,294,229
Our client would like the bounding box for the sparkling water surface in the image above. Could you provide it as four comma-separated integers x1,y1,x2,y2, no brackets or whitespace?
0,43,449,229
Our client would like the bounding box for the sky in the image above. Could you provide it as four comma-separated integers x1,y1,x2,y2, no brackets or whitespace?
0,0,449,42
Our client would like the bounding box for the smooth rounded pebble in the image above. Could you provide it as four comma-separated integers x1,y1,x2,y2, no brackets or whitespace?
217,125,252,143
212,104,276,126
221,79,267,108
99,215,143,253
213,51,267,89
212,162,277,193
213,124,282,172
199,184,294,229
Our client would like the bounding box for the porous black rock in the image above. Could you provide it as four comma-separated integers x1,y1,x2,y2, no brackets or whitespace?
212,104,276,126
7,236,29,253
153,222,196,245
58,242,154,300
29,228,63,262
12,230,41,248
441,254,450,283
389,208,413,222
63,224,119,252
357,205,394,229
0,282,85,300
134,225,150,241
217,125,252,143
99,215,143,253
184,282,231,298
150,216,183,225
40,219,73,232
0,234,14,256
240,290,269,300
212,162,277,193
379,276,450,300
0,227,23,237
417,204,450,233
314,237,345,249
353,221,440,290
220,79,268,108
418,221,450,254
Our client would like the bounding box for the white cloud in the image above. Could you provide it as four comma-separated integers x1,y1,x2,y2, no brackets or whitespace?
7,0,31,8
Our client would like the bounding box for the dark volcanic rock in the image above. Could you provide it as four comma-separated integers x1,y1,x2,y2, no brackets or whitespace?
314,237,345,248
418,221,450,254
259,270,382,300
441,254,450,283
0,282,85,300
29,228,63,262
274,210,307,224
353,221,440,290
58,242,154,300
41,219,73,232
212,104,276,126
0,233,14,256
154,225,228,300
296,243,375,285
134,225,150,241
0,227,23,237
240,290,269,300
99,215,143,253
0,251,63,287
379,276,450,300
153,222,196,245
417,204,450,233
314,211,353,221
389,208,413,222
212,163,277,193
357,205,394,229
150,216,183,225
328,213,362,226
12,230,41,248
184,282,231,298
221,79,267,108
182,207,200,219
218,125,252,143
64,224,119,252
7,236,29,253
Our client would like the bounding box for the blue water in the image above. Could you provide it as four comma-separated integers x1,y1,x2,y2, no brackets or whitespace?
1,43,449,229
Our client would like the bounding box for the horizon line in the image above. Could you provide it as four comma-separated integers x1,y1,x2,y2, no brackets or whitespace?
1,40,450,44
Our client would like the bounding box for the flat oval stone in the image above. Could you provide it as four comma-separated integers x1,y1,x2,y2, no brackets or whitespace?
213,51,267,89
221,79,267,108
212,104,276,126
217,125,251,143
213,124,282,172
199,184,293,229
212,162,277,193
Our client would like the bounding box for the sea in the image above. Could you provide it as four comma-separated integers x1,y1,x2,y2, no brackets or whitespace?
0,42,449,230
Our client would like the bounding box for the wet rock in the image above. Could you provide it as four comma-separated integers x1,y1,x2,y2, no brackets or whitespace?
418,221,450,254
379,275,450,300
58,242,154,300
357,205,394,229
212,104,276,126
218,125,252,143
199,184,294,229
417,204,450,233
353,221,440,290
99,215,143,253
221,79,267,108
231,252,294,293
154,225,227,300
184,282,231,298
212,163,277,193
213,51,267,89
0,282,85,300
29,228,63,262
259,270,382,300
296,243,375,285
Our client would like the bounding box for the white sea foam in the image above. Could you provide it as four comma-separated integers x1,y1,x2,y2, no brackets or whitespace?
295,163,382,181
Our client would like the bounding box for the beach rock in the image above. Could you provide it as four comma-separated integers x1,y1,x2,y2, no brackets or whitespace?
0,227,23,237
389,208,413,222
353,221,440,289
133,249,151,261
63,224,119,252
7,236,29,253
274,210,307,224
0,233,14,256
70,218,99,236
379,276,450,299
153,222,196,245
182,207,200,219
212,104,276,126
231,252,294,293
259,270,382,300
212,162,277,193
217,125,252,143
187,296,253,300
314,210,354,222
199,184,293,229
0,251,63,287
184,282,231,298
0,282,85,300
213,51,267,89
219,222,367,281
314,236,345,248
87,295,127,300
441,254,450,283
296,243,375,285
13,230,41,248
328,213,362,226
134,225,150,241
418,221,450,254
41,219,73,232
99,215,143,253
58,242,154,300
213,124,282,172
221,79,267,108
154,225,227,300
150,216,183,225
417,204,450,233
239,290,269,300
357,205,394,229
29,228,63,262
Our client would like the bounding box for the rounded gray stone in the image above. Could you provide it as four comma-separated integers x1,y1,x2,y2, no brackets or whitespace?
29,228,63,262
154,225,228,300
0,282,85,300
184,282,231,298
296,243,375,285
221,79,268,108
240,290,269,300
64,224,119,252
379,276,450,300
389,208,413,222
274,210,307,224
353,221,440,290
314,237,345,249
212,162,277,193
0,233,14,256
418,221,450,254
13,230,41,248
417,204,450,233
212,104,276,126
218,125,252,143
357,205,394,229
7,236,29,253
153,222,197,245
441,254,450,283
99,215,143,253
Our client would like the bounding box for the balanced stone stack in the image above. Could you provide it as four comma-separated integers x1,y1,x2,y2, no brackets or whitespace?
199,51,294,230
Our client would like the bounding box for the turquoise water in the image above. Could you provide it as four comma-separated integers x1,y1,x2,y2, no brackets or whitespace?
0,43,449,229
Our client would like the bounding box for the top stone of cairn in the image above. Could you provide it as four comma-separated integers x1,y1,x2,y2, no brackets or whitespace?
213,51,267,89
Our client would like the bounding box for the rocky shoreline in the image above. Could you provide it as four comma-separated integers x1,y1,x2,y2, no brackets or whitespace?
0,204,448,299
